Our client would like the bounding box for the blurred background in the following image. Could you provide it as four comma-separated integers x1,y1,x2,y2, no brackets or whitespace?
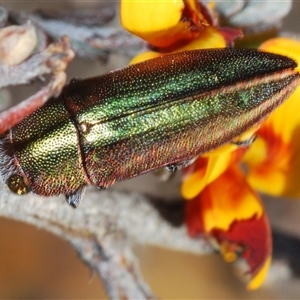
1,1,300,299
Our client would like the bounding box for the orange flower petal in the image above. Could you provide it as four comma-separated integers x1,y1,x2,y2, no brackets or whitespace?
185,165,264,232
203,166,263,231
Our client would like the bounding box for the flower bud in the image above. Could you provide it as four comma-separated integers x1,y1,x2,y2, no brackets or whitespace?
0,22,37,66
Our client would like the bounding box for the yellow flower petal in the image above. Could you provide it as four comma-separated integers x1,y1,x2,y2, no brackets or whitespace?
175,26,226,51
121,0,209,48
181,151,232,200
129,51,162,65
259,38,300,143
244,38,300,197
243,137,268,167
130,26,226,65
205,152,233,188
181,163,207,200
182,125,258,200
121,0,184,37
260,38,300,71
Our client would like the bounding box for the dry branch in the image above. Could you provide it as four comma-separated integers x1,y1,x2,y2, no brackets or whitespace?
0,183,211,299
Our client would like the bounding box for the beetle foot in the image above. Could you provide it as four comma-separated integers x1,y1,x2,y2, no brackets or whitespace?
232,135,257,147
65,186,86,208
165,157,197,172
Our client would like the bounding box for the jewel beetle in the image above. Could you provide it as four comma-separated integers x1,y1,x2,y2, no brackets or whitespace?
0,48,299,207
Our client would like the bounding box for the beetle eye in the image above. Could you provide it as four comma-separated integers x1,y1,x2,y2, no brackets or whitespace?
7,174,30,195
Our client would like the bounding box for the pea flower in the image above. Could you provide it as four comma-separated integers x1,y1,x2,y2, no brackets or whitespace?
121,0,298,290
121,0,241,64
183,37,300,289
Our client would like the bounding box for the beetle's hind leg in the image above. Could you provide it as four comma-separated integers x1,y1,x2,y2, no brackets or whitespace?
231,135,257,148
165,157,197,172
165,135,256,174
65,186,86,208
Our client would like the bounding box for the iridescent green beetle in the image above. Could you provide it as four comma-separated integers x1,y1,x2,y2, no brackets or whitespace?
0,49,299,207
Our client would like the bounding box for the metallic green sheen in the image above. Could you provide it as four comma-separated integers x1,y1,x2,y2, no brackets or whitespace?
2,49,300,198
8,97,87,196
64,49,299,189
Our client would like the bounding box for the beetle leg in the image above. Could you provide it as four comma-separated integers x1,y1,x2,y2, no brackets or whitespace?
232,135,257,148
165,157,197,172
65,186,86,208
